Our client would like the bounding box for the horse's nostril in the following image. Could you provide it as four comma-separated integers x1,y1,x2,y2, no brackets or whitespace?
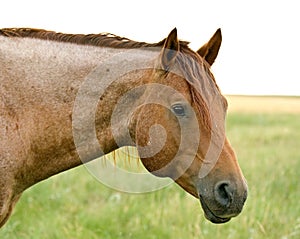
214,181,234,207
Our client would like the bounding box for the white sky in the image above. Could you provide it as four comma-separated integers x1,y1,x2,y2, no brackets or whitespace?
1,0,299,95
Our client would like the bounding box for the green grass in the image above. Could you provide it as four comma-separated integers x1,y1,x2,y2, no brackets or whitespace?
1,111,300,238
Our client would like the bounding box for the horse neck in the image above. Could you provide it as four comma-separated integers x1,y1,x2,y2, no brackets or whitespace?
0,36,144,192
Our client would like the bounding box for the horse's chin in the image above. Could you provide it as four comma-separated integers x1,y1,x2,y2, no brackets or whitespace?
199,196,231,224
0,207,13,228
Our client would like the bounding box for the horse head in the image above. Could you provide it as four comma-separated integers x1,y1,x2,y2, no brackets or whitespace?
130,28,248,223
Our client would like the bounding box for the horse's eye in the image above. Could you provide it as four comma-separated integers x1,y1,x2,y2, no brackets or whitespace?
172,104,185,116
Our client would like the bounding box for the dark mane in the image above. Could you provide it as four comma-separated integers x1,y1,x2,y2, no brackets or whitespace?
0,28,191,50
175,47,220,130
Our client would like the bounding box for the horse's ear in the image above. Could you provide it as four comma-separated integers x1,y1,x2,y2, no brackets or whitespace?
197,28,222,66
160,28,179,70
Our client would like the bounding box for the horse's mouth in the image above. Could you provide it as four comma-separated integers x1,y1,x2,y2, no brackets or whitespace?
199,196,231,224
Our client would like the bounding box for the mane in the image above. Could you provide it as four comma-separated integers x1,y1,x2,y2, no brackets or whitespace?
0,28,220,130
174,47,222,130
0,28,191,49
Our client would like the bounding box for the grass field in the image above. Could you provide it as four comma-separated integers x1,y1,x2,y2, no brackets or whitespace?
1,96,300,239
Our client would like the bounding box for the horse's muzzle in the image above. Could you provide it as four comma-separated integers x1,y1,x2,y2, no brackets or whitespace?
198,180,248,224
199,195,231,223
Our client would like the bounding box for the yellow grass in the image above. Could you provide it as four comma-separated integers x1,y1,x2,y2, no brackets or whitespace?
226,95,300,114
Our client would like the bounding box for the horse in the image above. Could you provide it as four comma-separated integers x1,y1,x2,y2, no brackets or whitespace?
0,27,247,227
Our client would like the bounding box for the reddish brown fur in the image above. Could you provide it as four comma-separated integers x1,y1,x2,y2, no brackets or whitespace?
0,28,216,129
0,28,247,227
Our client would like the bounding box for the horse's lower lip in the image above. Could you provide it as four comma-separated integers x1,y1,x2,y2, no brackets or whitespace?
199,196,231,224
